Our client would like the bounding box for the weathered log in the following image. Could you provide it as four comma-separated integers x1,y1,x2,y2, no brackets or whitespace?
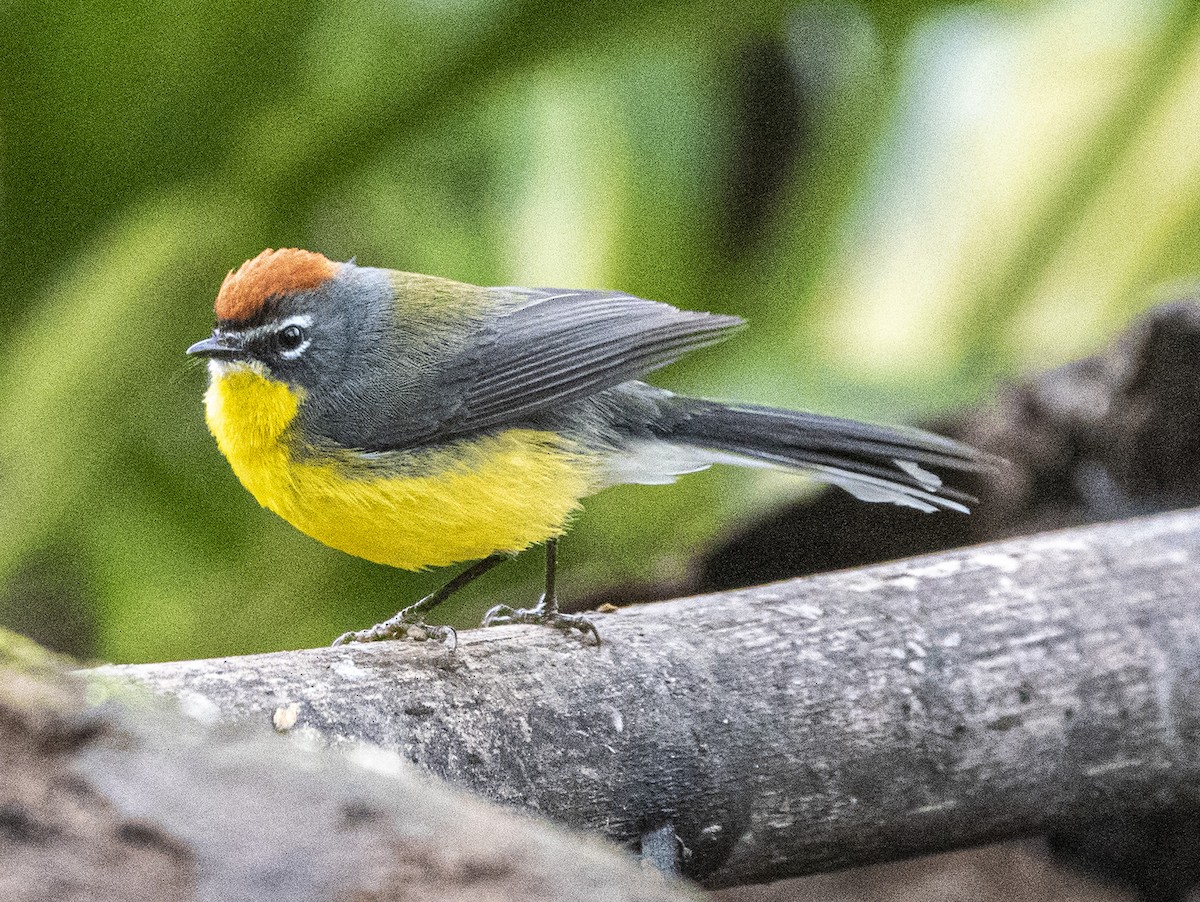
107,507,1200,889
0,631,698,902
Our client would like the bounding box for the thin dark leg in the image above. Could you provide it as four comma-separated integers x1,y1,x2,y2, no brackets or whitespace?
480,539,600,645
542,537,558,615
332,553,510,647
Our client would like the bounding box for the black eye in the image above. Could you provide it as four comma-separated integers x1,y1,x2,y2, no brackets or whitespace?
277,324,306,352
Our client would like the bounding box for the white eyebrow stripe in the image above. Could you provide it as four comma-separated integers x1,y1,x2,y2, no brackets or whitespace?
223,314,314,359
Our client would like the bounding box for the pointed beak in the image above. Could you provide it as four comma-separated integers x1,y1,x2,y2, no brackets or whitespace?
186,334,245,360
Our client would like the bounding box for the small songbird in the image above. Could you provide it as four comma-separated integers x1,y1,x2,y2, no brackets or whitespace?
188,249,991,646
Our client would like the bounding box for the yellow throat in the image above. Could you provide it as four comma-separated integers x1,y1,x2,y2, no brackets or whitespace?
203,364,596,570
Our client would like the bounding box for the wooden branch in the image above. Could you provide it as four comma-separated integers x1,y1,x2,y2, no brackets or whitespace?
105,507,1200,889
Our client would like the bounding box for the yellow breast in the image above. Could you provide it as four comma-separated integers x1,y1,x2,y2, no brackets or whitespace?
203,365,597,570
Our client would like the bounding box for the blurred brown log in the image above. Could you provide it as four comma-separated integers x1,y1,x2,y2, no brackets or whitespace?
0,631,697,902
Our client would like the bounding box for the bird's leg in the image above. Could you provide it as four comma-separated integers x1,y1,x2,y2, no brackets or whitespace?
332,552,510,647
481,539,600,645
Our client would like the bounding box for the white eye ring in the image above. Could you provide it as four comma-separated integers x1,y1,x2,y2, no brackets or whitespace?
274,315,312,359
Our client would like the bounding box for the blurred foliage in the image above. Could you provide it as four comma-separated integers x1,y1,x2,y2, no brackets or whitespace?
1,0,1197,663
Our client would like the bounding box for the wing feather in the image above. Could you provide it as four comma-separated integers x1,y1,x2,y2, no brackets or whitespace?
436,289,744,435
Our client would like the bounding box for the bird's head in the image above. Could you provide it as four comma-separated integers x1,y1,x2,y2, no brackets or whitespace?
187,248,366,395
189,249,490,449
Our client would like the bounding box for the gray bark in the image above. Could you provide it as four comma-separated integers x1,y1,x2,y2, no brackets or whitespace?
105,507,1200,889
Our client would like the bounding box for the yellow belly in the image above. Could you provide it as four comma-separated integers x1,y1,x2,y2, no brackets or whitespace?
204,366,596,569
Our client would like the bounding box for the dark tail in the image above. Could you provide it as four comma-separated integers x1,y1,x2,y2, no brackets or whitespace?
665,398,997,513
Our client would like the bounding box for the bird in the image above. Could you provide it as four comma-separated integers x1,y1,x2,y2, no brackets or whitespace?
188,248,992,647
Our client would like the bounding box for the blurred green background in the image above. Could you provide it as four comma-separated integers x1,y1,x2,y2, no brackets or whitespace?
2,0,1196,664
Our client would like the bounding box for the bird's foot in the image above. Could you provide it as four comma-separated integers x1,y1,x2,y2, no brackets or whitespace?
481,595,601,645
332,609,456,649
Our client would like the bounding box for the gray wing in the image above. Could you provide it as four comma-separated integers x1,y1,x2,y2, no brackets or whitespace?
392,288,744,447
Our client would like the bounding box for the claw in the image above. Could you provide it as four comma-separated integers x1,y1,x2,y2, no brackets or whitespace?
481,603,518,626
330,614,455,648
332,553,510,648
481,597,601,645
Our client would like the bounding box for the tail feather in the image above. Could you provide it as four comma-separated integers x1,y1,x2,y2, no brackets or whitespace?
664,399,997,514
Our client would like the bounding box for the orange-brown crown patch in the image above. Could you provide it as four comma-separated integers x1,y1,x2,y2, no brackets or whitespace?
215,248,339,322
